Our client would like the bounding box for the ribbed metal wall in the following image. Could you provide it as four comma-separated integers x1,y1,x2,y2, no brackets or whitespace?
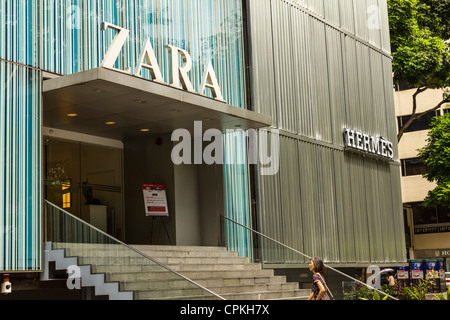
0,1,42,271
248,0,406,264
0,61,42,271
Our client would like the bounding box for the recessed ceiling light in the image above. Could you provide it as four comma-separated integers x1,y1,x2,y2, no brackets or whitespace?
140,128,150,132
105,121,116,125
67,113,78,117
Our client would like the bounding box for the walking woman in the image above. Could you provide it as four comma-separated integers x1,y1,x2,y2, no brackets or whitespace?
307,257,331,300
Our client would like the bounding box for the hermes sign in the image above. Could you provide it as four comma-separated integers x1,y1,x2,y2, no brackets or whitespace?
100,22,224,102
343,128,394,160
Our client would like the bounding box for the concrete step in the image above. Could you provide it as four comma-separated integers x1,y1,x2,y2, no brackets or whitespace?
144,256,250,265
205,282,299,295
106,269,278,284
119,278,201,291
51,242,311,300
219,289,311,300
131,245,236,258
116,276,298,293
53,243,240,260
134,287,215,299
83,257,262,271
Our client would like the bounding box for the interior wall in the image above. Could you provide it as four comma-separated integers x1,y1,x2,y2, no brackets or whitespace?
123,133,176,245
174,164,201,245
199,163,224,246
123,133,225,246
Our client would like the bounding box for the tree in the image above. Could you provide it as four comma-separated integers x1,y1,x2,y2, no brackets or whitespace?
417,112,450,207
387,0,450,142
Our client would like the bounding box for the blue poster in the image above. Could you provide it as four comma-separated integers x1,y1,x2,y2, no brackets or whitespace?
411,262,423,279
426,261,439,279
439,261,445,278
397,266,409,279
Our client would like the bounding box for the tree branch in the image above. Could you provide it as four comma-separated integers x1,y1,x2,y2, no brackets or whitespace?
397,86,428,141
398,92,450,142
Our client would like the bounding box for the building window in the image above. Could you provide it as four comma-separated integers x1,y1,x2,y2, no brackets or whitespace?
401,158,429,177
397,111,439,133
394,82,415,92
410,202,450,225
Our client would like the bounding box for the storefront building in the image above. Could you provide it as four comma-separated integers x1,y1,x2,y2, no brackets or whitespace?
1,0,406,295
395,87,450,271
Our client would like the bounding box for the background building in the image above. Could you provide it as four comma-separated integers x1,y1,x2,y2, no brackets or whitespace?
395,87,450,270
247,0,405,265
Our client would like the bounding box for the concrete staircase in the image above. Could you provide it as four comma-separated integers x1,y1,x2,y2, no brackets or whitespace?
48,242,311,300
132,245,311,300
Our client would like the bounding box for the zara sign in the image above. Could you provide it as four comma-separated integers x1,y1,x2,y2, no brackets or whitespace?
100,22,224,102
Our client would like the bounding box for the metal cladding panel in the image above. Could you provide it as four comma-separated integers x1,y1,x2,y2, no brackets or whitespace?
290,9,314,138
382,56,400,160
258,167,284,264
390,164,407,261
315,146,340,262
246,0,277,120
0,61,42,271
324,0,341,26
0,1,41,67
270,0,297,133
342,37,363,132
370,50,388,137
310,18,332,143
332,151,357,262
297,141,322,260
279,137,303,263
325,26,346,145
249,0,404,264
378,0,392,54
339,0,356,34
356,42,375,135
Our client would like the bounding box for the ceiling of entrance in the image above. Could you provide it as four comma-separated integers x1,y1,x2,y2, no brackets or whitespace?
43,68,272,141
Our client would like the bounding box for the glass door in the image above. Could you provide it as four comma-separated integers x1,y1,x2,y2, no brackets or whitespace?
44,138,124,240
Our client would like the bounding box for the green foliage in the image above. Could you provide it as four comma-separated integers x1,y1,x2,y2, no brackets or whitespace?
402,279,435,300
356,285,374,300
382,284,394,297
358,289,390,301
418,113,450,207
432,286,450,300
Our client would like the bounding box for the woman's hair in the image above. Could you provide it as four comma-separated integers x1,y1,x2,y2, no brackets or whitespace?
310,257,325,274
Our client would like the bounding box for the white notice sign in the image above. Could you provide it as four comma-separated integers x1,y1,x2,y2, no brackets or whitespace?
142,183,169,216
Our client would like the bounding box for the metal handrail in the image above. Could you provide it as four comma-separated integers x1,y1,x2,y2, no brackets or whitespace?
44,200,225,300
220,215,398,300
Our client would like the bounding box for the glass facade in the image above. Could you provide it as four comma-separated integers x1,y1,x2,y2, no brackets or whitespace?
1,0,250,270
42,0,246,107
0,61,41,271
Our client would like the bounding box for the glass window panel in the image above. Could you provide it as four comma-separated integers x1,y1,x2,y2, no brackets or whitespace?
411,202,438,225
401,158,429,176
397,112,439,133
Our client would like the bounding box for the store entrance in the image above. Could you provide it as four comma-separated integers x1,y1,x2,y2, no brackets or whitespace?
44,138,124,240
